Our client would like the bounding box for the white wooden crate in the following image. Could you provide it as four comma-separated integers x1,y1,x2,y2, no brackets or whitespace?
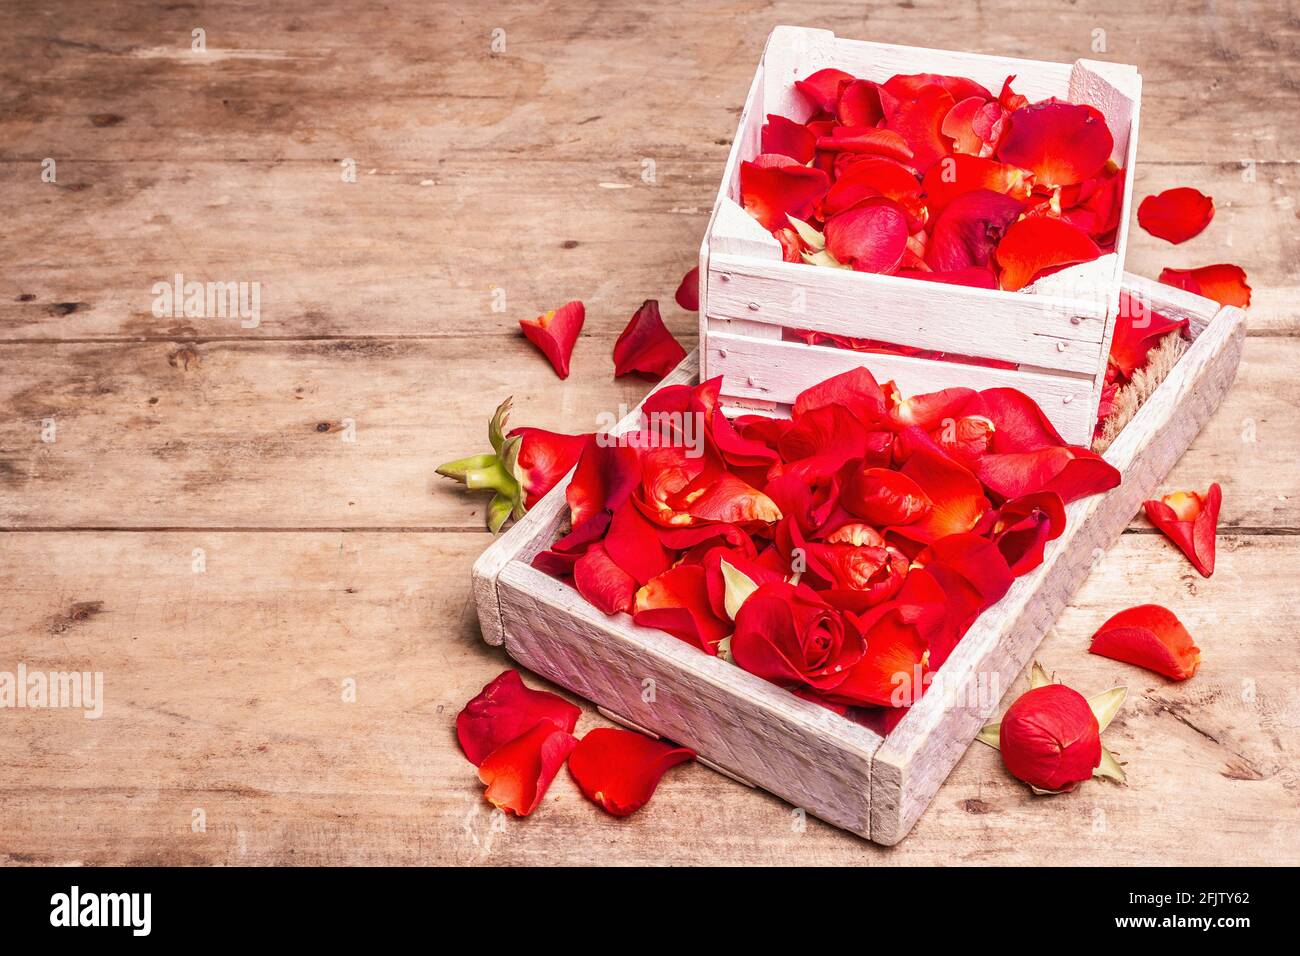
472,275,1244,844
699,26,1142,445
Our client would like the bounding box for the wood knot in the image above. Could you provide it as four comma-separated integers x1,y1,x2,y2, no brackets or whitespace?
168,346,200,371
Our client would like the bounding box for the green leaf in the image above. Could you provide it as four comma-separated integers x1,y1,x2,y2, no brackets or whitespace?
1087,686,1127,734
719,558,759,620
975,721,1001,750
1030,661,1053,689
1094,745,1128,785
499,434,523,484
486,493,513,534
489,397,513,455
786,214,825,251
800,248,849,270
435,453,498,483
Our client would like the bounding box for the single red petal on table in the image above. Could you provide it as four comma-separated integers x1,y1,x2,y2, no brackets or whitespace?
843,467,933,526
761,114,817,163
794,68,855,112
1089,604,1202,680
478,720,578,817
836,79,883,127
823,198,911,273
456,670,581,767
1137,187,1214,244
740,156,830,232
996,100,1113,187
613,299,687,382
926,188,1025,272
519,300,584,378
995,217,1102,292
568,728,694,817
567,439,640,529
633,563,731,652
574,542,638,615
793,366,888,425
821,157,920,217
1143,483,1221,577
879,86,956,175
674,265,700,311
816,127,915,164
507,426,590,508
921,154,1033,214
1158,264,1251,308
1108,292,1189,381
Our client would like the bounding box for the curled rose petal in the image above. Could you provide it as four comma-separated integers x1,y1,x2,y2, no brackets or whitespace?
613,299,687,382
732,581,864,692
568,728,695,817
478,720,578,817
794,68,854,112
507,426,590,507
998,684,1101,791
567,439,640,529
826,601,935,707
1158,264,1251,308
883,72,992,103
1089,604,1202,680
879,85,956,175
739,158,831,233
574,542,637,615
996,100,1113,187
633,564,731,652
519,300,584,378
986,491,1067,575
1137,187,1214,244
1143,483,1221,577
836,79,883,127
927,188,1025,272
674,265,699,311
815,127,915,164
761,114,817,164
1108,292,1189,381
456,669,580,767
893,447,989,543
916,533,1014,609
995,217,1102,291
824,198,910,273
793,366,887,424
978,445,1120,504
843,466,933,526
822,157,920,218
942,95,992,155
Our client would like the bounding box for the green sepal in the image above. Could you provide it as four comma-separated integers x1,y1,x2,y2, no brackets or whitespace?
435,452,499,483
976,722,1001,750
486,493,513,534
1087,686,1127,733
1094,745,1127,785
489,397,513,455
719,558,759,621
464,460,519,498
1030,661,1053,689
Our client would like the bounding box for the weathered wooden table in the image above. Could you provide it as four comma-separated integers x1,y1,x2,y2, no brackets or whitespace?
1,0,1296,865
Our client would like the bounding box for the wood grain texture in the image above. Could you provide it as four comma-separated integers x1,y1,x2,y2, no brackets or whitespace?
1,0,1296,864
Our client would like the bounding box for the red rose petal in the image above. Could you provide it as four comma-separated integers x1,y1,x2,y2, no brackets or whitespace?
1158,264,1251,308
567,439,640,529
883,72,992,103
995,216,1102,291
478,720,578,817
1137,187,1215,244
574,541,638,615
996,100,1113,187
1108,292,1189,381
1143,483,1221,577
816,126,915,164
1089,604,1202,680
836,79,883,128
761,114,818,164
822,157,921,218
824,197,910,273
674,265,700,311
894,447,989,543
843,466,933,526
793,366,888,424
794,68,854,112
567,728,694,817
605,502,673,586
827,601,934,707
926,188,1024,272
508,427,591,507
739,158,831,232
921,154,1033,214
879,85,956,175
613,299,687,382
456,670,581,767
519,300,584,378
633,563,731,652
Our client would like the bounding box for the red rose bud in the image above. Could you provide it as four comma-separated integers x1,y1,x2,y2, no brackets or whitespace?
519,300,584,378
1143,483,1221,577
567,727,694,817
999,683,1101,792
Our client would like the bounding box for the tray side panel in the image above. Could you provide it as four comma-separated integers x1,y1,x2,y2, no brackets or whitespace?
496,562,881,837
869,300,1246,844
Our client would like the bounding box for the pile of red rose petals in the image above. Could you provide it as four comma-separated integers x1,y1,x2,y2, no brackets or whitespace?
738,70,1125,291
532,366,1121,722
457,670,694,818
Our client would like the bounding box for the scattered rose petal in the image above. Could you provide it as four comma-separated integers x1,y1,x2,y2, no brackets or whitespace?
568,727,695,817
1137,187,1214,244
478,720,578,817
674,265,700,311
1143,483,1221,577
613,299,687,381
1089,604,1202,680
1158,264,1251,308
824,198,910,273
456,670,580,767
519,300,584,378
761,114,818,163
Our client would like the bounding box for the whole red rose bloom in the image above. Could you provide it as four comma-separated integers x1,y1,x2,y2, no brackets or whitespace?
998,684,1101,791
731,582,863,693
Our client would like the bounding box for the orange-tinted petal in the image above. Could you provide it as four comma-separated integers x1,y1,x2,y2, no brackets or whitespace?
921,154,1033,214
1158,264,1251,308
823,198,910,273
1143,483,1221,577
843,466,933,526
478,720,578,816
456,670,581,767
761,114,817,164
633,564,731,652
895,447,989,542
879,85,956,175
995,216,1102,291
613,299,687,382
1089,604,1202,680
1137,187,1214,244
674,265,700,311
996,100,1113,187
827,601,933,707
567,728,694,817
739,158,831,232
519,300,584,378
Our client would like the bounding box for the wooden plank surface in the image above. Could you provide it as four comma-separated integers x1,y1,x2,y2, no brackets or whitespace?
1,0,1297,865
